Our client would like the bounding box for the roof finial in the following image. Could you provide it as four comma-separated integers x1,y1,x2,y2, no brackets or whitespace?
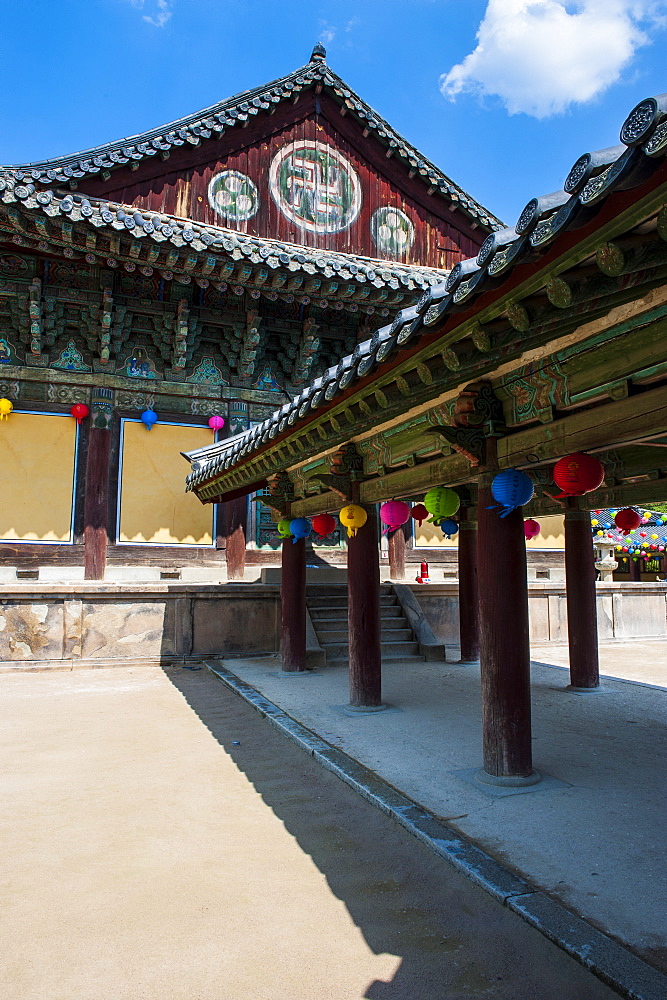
310,42,326,62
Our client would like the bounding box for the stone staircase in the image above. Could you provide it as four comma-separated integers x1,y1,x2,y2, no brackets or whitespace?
307,585,424,665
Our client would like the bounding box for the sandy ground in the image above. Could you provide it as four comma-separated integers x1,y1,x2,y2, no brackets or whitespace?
0,666,621,1000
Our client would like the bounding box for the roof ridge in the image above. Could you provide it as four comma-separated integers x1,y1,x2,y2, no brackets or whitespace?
2,53,502,230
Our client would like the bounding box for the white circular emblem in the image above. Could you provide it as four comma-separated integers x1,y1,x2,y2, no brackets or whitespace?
208,170,259,222
269,140,362,233
371,206,415,255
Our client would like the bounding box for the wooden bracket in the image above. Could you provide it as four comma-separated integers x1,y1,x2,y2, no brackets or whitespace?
307,443,365,500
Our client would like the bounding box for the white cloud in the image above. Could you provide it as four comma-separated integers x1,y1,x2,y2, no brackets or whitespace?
125,0,173,28
440,1,667,118
143,0,173,28
319,24,336,45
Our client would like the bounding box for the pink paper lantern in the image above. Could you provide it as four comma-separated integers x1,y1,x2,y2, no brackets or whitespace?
208,415,225,432
379,500,411,535
523,518,540,540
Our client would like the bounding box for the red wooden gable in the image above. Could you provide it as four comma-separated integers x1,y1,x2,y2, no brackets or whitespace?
81,90,486,271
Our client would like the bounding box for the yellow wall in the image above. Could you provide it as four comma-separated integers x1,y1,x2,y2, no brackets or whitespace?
414,513,565,549
118,421,213,545
0,412,77,542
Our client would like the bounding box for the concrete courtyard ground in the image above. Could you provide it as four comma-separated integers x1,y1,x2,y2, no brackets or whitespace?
1,662,627,1000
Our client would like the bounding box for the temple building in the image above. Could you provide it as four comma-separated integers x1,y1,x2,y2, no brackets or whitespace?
0,45,499,580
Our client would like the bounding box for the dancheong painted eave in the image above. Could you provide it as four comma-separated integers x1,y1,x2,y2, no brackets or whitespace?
183,91,667,498
0,176,448,314
3,45,502,233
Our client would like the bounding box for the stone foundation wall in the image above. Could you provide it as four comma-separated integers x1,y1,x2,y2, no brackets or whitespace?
0,584,281,669
411,582,667,645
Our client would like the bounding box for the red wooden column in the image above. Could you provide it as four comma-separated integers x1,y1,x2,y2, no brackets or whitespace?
84,388,114,581
564,504,600,689
457,505,479,662
387,522,407,580
281,534,307,672
348,505,382,708
223,497,247,581
477,473,533,779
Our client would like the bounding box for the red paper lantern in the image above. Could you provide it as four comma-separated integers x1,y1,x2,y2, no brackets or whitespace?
523,518,540,539
311,513,337,539
553,452,604,497
70,403,89,425
380,500,411,534
410,504,429,527
614,508,641,535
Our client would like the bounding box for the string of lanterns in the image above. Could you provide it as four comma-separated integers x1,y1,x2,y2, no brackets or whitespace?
589,507,667,562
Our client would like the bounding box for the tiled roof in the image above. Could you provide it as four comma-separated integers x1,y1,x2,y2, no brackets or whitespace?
0,176,446,310
3,45,502,231
184,92,667,490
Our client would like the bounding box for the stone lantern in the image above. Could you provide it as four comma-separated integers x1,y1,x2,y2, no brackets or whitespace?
594,533,618,581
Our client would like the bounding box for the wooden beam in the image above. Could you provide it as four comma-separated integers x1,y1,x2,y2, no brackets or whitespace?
348,506,382,708
281,536,307,672
477,473,533,778
564,504,600,689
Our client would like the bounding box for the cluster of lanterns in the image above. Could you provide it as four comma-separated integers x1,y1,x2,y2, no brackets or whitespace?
275,452,609,546
589,507,667,561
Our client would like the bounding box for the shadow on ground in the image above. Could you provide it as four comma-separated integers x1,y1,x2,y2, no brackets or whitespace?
164,666,619,1000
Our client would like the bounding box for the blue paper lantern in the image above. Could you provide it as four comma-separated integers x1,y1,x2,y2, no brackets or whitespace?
490,469,534,518
440,518,459,539
289,517,312,544
141,409,158,430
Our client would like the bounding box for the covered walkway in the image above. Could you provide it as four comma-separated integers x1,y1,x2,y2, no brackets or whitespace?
204,641,667,987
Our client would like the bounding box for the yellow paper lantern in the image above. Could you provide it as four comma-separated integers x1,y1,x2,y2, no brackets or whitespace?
651,534,658,540
0,398,13,421
596,529,604,536
339,504,367,538
591,519,599,526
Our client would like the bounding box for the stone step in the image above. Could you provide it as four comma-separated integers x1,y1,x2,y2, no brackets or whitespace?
326,651,425,664
315,616,408,631
308,595,399,609
306,585,394,597
310,607,403,621
320,640,421,659
317,627,413,643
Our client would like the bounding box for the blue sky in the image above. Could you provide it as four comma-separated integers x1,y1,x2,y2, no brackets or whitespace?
2,1,666,226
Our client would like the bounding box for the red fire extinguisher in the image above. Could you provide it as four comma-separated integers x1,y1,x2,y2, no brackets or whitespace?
415,560,430,584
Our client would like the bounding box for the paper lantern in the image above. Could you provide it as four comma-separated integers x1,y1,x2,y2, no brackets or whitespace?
289,517,312,544
380,500,411,535
339,504,367,538
208,415,225,432
596,530,604,536
640,532,647,537
524,518,540,539
410,503,429,527
490,469,534,517
660,546,665,552
70,403,89,425
651,534,659,540
440,518,459,539
622,546,629,552
276,518,292,538
553,452,604,497
614,508,641,535
423,487,460,525
591,518,599,526
141,409,158,430
311,513,337,538
0,398,13,420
